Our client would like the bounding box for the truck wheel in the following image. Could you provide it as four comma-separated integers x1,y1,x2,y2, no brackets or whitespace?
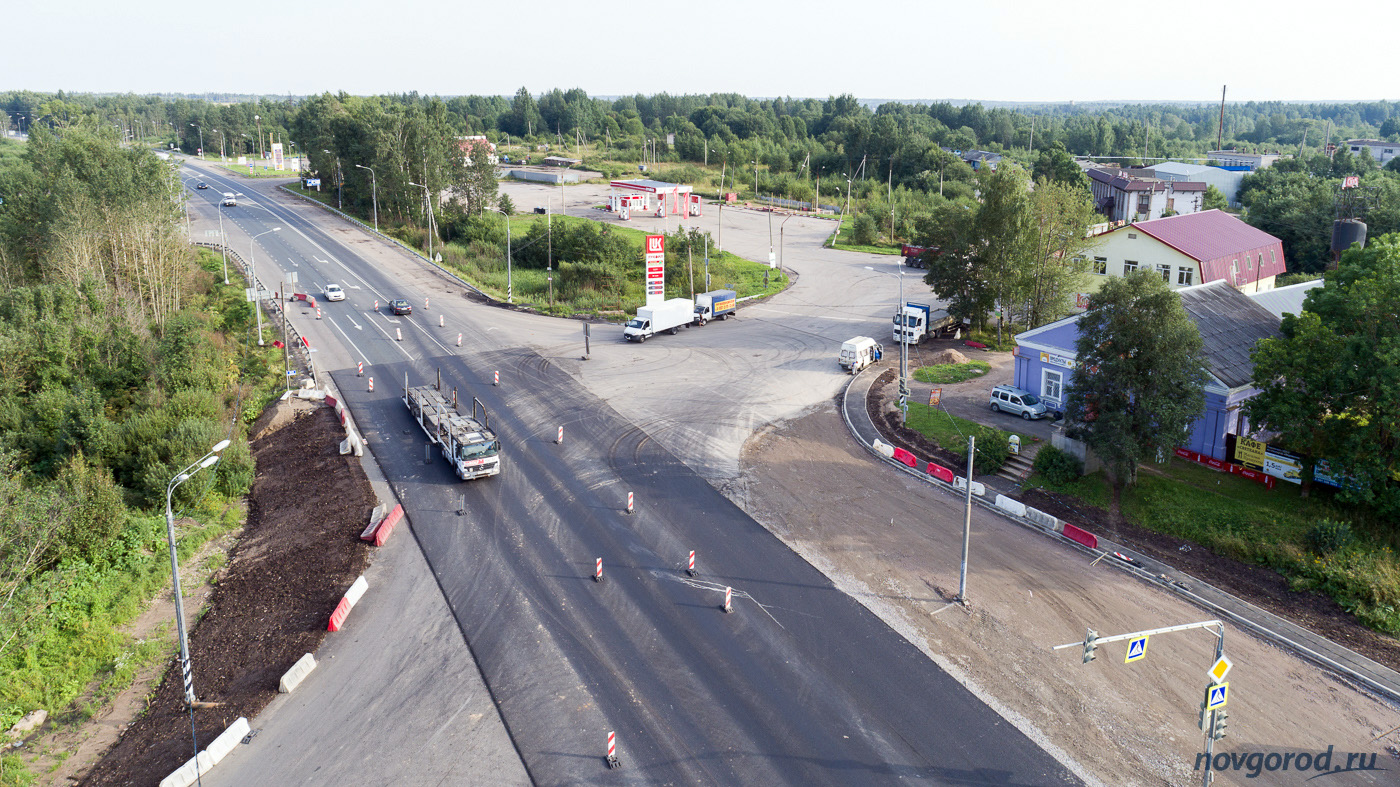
670,326,679,335
638,334,646,343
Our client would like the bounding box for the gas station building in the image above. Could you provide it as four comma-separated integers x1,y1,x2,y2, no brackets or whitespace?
608,179,700,219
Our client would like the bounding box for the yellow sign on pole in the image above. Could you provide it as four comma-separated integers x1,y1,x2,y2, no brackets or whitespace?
1209,655,1233,684
1124,635,1148,664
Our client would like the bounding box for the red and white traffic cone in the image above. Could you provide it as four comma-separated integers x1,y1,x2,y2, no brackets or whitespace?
316,307,322,320
722,586,733,613
368,377,374,392
686,550,696,577
396,328,402,341
493,370,499,386
556,426,563,444
456,333,462,347
626,492,634,514
357,361,363,377
374,299,378,311
594,558,604,583
438,314,444,328
425,297,429,310
606,730,620,769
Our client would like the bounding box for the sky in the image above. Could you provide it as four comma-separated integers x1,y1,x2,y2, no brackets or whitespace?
9,0,1396,104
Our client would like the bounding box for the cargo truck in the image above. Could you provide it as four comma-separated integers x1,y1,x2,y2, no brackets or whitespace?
894,302,953,345
623,298,694,342
404,379,501,480
693,289,736,325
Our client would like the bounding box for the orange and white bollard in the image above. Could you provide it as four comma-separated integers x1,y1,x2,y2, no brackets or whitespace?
316,307,322,320
606,731,620,769
626,492,634,514
374,299,378,311
368,377,374,392
425,297,429,310
687,550,696,577
396,328,402,341
493,370,499,386
357,361,363,377
594,558,604,583
556,426,563,444
456,333,462,347
723,586,733,613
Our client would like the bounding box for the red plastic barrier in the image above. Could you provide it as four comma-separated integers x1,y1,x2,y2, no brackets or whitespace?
1062,523,1098,549
328,597,351,631
927,462,955,483
325,394,338,410
892,447,918,468
362,503,404,547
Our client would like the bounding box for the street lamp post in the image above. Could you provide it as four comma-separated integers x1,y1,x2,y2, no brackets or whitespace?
408,181,435,262
354,163,378,233
866,265,908,424
212,129,226,161
780,214,794,273
190,124,203,159
249,227,282,345
323,150,342,211
165,438,232,709
486,207,513,302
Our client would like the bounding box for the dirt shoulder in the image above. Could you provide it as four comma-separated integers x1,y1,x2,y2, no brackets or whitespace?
73,401,375,786
734,402,1399,786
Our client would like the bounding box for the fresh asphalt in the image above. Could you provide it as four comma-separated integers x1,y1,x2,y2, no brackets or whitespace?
180,161,1079,785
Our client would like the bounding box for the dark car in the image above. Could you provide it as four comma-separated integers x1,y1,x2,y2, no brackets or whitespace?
389,299,413,316
196,182,209,189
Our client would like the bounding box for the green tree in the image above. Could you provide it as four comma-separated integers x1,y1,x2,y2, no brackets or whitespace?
1202,185,1229,211
1025,178,1098,327
1064,272,1209,518
1032,143,1088,190
851,213,878,245
1247,236,1400,516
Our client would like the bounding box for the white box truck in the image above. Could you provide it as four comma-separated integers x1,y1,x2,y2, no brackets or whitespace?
623,298,694,342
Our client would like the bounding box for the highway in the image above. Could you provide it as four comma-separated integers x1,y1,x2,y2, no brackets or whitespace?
181,162,1081,785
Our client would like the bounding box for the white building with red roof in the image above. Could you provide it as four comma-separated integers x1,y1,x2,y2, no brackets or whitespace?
1087,167,1207,223
1082,209,1286,299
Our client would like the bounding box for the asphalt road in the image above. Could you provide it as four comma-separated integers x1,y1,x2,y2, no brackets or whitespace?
180,162,1080,785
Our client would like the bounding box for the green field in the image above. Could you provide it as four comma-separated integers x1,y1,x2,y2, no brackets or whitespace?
913,360,991,384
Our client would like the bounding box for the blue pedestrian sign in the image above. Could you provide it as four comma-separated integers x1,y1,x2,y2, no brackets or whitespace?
1206,682,1230,710
1124,635,1148,664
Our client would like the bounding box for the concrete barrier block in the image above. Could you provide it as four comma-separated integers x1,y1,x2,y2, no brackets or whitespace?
344,574,368,606
872,439,895,459
279,653,318,694
340,437,351,455
159,759,200,787
1024,507,1060,531
1062,523,1098,549
995,494,1026,517
206,717,250,764
953,476,986,497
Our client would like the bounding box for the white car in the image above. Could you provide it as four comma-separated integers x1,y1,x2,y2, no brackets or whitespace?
323,283,345,302
221,193,237,207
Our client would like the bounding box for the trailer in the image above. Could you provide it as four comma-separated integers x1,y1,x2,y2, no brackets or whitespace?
404,378,501,480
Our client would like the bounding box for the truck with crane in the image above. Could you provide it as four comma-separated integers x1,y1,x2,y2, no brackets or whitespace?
404,377,501,480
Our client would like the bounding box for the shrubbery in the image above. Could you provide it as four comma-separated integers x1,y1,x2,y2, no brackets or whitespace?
1033,445,1084,486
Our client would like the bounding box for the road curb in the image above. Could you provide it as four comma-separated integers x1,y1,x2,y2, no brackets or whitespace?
839,365,1400,706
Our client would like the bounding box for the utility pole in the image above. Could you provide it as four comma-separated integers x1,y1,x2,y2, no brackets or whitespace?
1216,85,1226,152
958,434,974,603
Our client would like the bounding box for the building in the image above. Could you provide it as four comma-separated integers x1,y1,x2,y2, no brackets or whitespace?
456,135,496,164
542,155,582,167
1344,139,1399,166
1248,278,1322,318
1146,162,1245,207
961,150,1003,170
607,179,698,217
1012,280,1282,460
1087,167,1206,223
1084,210,1286,297
1205,150,1283,171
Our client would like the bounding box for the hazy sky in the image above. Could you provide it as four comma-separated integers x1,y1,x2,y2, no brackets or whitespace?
11,0,1395,103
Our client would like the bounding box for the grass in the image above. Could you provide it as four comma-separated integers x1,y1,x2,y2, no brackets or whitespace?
1027,456,1400,634
215,161,301,179
825,214,902,255
914,360,990,384
903,401,1033,474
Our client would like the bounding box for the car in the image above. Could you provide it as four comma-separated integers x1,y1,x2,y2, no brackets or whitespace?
389,299,412,316
221,193,237,207
323,283,345,302
196,182,209,189
990,384,1049,421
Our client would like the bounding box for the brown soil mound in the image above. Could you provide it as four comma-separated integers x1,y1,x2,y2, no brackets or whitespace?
926,349,970,365
79,403,376,786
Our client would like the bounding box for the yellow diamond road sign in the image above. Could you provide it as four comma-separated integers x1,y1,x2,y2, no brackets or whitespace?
1124,636,1148,664
1209,655,1233,684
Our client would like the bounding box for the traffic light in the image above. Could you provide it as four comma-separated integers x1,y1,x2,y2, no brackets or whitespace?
1082,629,1098,663
1211,710,1228,741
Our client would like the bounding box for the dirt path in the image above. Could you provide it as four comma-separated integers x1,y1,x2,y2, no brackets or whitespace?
733,402,1400,786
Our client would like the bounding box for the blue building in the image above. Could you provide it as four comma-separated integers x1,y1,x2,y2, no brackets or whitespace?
1012,280,1283,460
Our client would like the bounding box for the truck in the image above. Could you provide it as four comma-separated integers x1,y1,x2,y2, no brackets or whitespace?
404,381,502,480
901,244,932,268
839,336,883,373
693,289,736,325
623,298,694,342
894,302,953,345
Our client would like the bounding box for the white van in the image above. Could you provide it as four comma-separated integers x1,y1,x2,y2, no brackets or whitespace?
839,337,883,374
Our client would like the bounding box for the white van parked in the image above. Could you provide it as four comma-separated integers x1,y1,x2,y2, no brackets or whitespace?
839,336,883,374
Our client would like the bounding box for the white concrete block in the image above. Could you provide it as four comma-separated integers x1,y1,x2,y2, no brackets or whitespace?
279,653,318,694
343,574,368,607
1024,507,1060,531
206,717,250,763
995,494,1027,517
872,439,895,458
953,476,986,497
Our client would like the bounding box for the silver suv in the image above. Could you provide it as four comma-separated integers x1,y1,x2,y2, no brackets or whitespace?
990,385,1048,421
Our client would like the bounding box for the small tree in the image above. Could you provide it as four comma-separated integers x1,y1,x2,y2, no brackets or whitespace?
851,213,878,246
497,193,515,216
1202,185,1229,212
1064,272,1209,519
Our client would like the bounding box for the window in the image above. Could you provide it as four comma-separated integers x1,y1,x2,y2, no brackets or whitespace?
1094,256,1108,275
1124,260,1139,274
1178,267,1194,285
1042,370,1063,404
1166,198,1175,212
1128,233,1137,239
1231,259,1239,277
1157,264,1171,281
1270,248,1276,264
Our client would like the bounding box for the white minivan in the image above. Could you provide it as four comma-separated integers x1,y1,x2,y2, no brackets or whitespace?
839,336,883,374
990,385,1049,420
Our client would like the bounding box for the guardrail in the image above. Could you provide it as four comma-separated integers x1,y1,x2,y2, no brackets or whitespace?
193,241,315,384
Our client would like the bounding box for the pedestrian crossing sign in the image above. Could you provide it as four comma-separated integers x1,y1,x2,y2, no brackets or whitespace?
1124,635,1148,664
1206,682,1229,710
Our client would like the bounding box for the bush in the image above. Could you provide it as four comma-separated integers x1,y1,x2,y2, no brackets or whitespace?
970,425,1011,475
1033,445,1083,486
1307,518,1355,555
852,213,878,246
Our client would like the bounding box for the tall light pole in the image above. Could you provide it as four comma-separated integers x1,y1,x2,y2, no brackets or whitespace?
254,114,263,159
212,128,226,161
165,438,231,708
486,207,513,302
753,159,758,197
355,163,378,233
866,265,908,424
249,227,282,345
408,181,434,262
780,214,793,273
324,150,342,211
190,123,203,159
